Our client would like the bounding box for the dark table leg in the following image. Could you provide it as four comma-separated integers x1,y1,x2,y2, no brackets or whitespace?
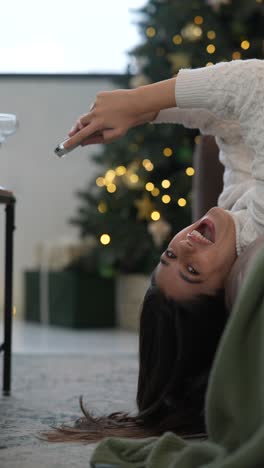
3,200,15,396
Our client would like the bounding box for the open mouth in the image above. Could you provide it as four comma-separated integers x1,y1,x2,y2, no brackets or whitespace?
188,219,215,245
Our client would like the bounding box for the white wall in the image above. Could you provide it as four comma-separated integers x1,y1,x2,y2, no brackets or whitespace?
0,75,118,318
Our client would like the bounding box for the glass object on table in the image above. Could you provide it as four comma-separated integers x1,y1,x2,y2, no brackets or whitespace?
0,113,18,145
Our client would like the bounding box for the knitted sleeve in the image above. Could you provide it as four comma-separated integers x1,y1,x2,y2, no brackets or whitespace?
153,107,236,137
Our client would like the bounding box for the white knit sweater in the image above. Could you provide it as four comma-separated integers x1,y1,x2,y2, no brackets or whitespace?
154,59,264,256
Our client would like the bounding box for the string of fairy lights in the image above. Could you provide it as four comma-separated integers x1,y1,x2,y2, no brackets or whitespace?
97,3,263,246
96,150,195,245
146,13,253,66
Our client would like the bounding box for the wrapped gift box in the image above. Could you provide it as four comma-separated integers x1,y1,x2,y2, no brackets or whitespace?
24,270,116,328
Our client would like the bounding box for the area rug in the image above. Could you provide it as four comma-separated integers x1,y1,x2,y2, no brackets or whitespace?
0,353,138,468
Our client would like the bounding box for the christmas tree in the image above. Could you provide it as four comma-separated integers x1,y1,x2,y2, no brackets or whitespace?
71,0,264,276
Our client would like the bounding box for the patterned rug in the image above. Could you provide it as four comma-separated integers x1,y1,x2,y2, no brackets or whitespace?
0,353,138,468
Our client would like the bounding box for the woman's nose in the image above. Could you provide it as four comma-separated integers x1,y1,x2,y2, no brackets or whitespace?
178,240,195,256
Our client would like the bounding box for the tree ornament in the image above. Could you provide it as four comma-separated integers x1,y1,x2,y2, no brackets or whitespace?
181,23,203,42
206,0,231,11
134,194,155,220
148,218,172,247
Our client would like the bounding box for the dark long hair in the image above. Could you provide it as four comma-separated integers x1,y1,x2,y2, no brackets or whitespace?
43,284,228,442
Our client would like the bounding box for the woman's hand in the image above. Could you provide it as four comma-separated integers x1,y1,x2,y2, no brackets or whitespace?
64,89,157,148
64,78,176,149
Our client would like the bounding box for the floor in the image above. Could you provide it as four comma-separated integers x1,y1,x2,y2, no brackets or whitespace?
0,319,138,355
0,320,139,468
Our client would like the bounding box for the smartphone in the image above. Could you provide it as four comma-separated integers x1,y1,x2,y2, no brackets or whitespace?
55,131,102,157
54,139,80,158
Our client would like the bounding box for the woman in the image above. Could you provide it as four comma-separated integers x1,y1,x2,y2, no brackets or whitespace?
47,59,264,442
64,58,264,300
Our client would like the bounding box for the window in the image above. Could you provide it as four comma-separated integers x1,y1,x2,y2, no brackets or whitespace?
0,0,145,74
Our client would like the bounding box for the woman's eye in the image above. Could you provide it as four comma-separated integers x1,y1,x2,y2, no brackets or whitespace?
165,249,176,259
187,265,199,276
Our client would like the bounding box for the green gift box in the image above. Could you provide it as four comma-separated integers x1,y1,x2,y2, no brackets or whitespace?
24,270,116,328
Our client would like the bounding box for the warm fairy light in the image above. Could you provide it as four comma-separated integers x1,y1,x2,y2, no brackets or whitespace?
130,174,139,184
207,30,216,40
162,195,171,204
100,234,111,245
146,27,156,38
241,40,250,50
105,169,116,183
151,211,161,221
161,179,171,189
195,135,201,144
186,167,195,176
96,176,105,187
115,165,126,176
256,0,262,3
107,183,116,193
142,159,150,166
207,44,216,54
178,198,187,207
151,188,160,197
206,62,214,66
142,159,154,171
98,201,107,213
146,164,154,172
232,51,241,60
194,16,203,25
145,182,155,191
173,34,182,45
163,147,173,157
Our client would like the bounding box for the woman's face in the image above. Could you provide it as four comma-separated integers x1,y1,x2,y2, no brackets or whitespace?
154,207,237,301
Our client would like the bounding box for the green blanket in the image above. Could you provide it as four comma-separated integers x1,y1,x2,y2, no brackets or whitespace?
90,246,264,468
